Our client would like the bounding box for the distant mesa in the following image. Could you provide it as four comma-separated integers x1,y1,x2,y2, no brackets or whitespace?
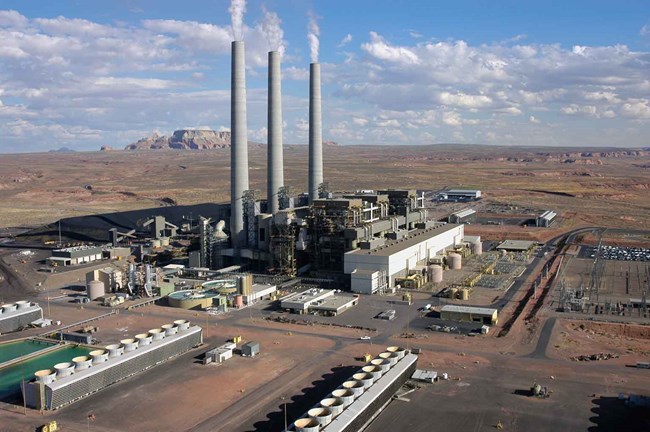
125,129,232,150
323,140,339,146
100,145,113,151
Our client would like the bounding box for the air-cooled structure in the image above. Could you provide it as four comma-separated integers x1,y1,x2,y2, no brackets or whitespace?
536,210,556,227
0,301,43,333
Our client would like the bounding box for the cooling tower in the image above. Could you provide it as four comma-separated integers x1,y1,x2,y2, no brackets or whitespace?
230,40,250,249
267,51,284,214
308,62,323,203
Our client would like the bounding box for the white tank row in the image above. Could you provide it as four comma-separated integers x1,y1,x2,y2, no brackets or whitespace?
0,300,34,314
33,320,192,384
293,346,407,432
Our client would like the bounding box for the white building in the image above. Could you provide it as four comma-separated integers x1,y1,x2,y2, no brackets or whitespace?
345,223,464,291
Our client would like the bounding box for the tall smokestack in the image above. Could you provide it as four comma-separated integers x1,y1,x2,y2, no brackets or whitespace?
308,62,322,203
267,51,284,214
231,40,249,249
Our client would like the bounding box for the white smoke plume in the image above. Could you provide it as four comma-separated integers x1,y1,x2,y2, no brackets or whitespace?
229,0,246,41
308,12,320,63
260,6,285,56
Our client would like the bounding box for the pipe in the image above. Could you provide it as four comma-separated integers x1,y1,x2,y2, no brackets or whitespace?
267,51,284,214
230,40,250,249
308,62,323,203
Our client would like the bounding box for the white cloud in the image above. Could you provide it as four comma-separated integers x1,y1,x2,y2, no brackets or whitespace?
529,115,540,124
352,117,368,126
361,32,420,65
621,99,650,119
338,33,352,47
438,92,492,108
641,25,649,36
284,66,309,81
442,111,462,127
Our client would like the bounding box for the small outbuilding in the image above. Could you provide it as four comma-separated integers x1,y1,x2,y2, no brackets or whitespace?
440,305,498,325
241,341,260,357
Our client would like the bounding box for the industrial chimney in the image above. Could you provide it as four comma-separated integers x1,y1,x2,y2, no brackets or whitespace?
231,40,249,249
308,62,323,203
267,51,284,214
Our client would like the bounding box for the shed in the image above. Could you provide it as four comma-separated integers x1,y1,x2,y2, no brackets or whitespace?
241,341,260,357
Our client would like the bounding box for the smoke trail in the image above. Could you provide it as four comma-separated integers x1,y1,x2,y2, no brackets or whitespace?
307,13,320,63
229,0,246,41
260,6,284,56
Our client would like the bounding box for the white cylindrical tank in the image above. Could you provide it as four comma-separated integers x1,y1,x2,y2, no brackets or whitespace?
87,280,105,300
121,338,137,352
105,344,124,358
352,372,374,388
342,380,365,397
152,239,162,248
386,346,406,359
331,389,355,406
471,239,483,256
361,365,383,381
162,324,177,336
294,418,320,432
379,352,399,366
308,407,333,426
54,362,75,377
2,303,17,312
72,356,92,371
173,319,190,331
16,300,30,310
370,358,391,373
428,265,443,283
161,237,170,246
89,349,108,364
149,328,165,341
448,253,462,270
135,333,152,346
320,397,345,416
34,369,56,384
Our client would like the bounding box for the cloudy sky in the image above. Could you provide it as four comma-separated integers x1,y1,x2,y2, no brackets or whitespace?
0,0,649,153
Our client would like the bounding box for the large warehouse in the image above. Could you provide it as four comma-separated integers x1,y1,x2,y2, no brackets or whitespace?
440,305,498,325
344,223,464,291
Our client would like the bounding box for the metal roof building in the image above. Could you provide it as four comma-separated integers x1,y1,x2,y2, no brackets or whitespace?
496,240,535,251
536,210,557,227
448,208,476,224
440,305,498,325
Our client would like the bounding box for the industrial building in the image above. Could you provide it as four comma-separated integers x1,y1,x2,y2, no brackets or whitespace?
241,341,259,357
448,208,476,224
86,267,123,294
49,245,103,266
0,301,43,334
23,320,202,410
496,240,536,252
440,305,498,325
204,342,236,364
280,289,359,316
536,210,557,227
436,189,481,202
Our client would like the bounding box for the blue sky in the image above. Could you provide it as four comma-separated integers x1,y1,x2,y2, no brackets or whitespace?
0,0,649,152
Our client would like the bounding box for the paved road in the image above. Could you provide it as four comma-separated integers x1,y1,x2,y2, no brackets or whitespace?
526,317,557,359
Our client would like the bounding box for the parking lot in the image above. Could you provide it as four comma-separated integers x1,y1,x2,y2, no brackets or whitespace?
580,245,650,261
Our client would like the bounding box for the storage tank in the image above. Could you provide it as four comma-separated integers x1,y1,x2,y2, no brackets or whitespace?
379,352,399,366
173,319,190,331
72,356,92,370
105,344,124,358
16,300,30,310
460,288,470,301
448,253,462,270
331,389,355,406
161,324,178,336
149,328,165,341
352,372,374,388
471,239,483,256
54,362,75,378
34,369,57,384
370,358,391,373
2,303,17,312
87,280,105,300
89,349,108,364
234,295,244,308
308,407,333,426
320,397,345,416
449,287,458,299
121,338,137,352
428,265,443,283
386,346,406,359
160,237,170,246
135,333,152,346
342,380,365,397
152,239,162,248
361,365,383,381
294,418,320,432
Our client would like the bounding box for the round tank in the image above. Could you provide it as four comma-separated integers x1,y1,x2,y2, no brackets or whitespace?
34,369,56,384
342,380,365,396
352,372,374,388
362,365,383,380
449,287,458,299
54,362,75,377
149,328,165,341
234,295,244,308
89,349,108,364
331,389,355,406
379,352,399,366
105,344,124,358
294,418,320,432
428,265,443,283
152,239,162,248
16,300,30,310
461,288,470,301
135,333,152,346
308,407,333,426
161,324,177,336
87,280,105,300
501,249,508,257
471,239,483,256
448,253,462,270
320,397,345,416
370,358,391,373
160,237,170,246
121,338,138,352
386,346,406,359
72,355,92,370
2,303,17,312
173,319,190,331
